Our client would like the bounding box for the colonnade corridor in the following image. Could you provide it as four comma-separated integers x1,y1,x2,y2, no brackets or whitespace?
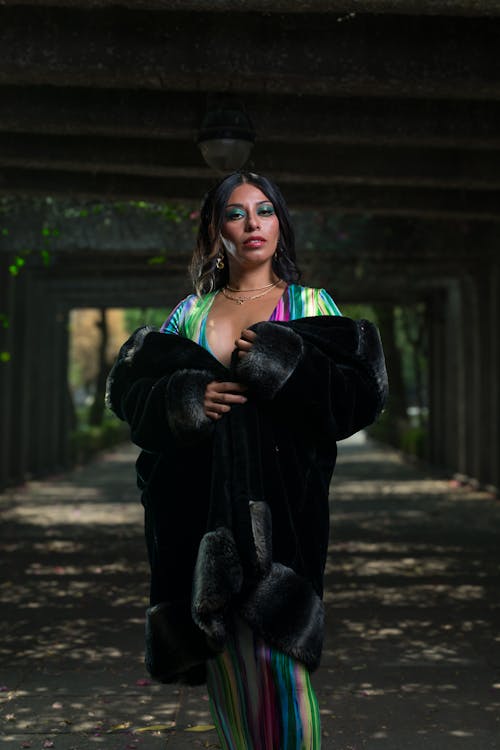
0,435,499,749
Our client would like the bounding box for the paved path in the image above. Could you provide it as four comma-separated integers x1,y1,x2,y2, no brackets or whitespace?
1,435,499,749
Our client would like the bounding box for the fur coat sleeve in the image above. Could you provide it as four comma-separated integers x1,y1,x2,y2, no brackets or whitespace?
105,325,227,450
234,315,388,440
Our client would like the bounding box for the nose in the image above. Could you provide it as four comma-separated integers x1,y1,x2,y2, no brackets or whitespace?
245,211,260,231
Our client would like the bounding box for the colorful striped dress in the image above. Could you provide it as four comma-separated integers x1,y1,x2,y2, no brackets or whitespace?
161,283,341,749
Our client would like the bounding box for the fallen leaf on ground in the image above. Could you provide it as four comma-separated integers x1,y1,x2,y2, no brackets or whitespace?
107,722,131,732
185,725,216,732
134,724,174,733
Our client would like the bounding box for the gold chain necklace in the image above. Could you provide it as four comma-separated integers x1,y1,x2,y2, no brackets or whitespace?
226,280,277,293
221,280,280,305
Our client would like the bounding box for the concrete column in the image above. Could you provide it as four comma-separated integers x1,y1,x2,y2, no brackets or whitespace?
449,279,468,478
442,280,464,476
7,272,32,483
490,263,500,493
426,289,447,468
0,269,15,489
458,274,482,484
55,304,71,470
469,264,499,493
27,276,55,476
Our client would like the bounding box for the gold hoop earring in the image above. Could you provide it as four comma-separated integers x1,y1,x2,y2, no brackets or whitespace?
215,252,225,270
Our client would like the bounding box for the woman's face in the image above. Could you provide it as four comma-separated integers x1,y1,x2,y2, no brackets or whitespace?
220,183,280,270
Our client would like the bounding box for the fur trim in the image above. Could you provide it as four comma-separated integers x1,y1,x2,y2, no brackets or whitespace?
191,527,243,649
357,320,389,416
235,322,304,399
105,325,155,416
249,501,272,577
165,368,214,441
237,562,324,671
122,325,155,364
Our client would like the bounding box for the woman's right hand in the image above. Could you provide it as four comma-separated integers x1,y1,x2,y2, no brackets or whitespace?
204,381,248,420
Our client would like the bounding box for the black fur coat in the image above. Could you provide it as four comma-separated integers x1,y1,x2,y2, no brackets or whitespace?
106,315,387,685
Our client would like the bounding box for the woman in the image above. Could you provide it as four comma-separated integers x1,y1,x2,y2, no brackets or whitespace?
106,172,387,749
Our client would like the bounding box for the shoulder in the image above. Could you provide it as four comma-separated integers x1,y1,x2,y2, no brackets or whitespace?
160,294,199,334
288,284,342,317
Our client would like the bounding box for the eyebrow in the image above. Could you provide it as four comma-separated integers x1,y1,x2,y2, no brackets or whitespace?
225,200,272,207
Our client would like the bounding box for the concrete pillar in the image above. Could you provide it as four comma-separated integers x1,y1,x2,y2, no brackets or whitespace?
27,277,56,476
7,272,32,483
448,280,468,478
469,264,499,493
490,263,500,493
442,280,464,476
55,304,71,470
427,289,447,468
0,269,15,489
458,274,482,485
0,270,72,487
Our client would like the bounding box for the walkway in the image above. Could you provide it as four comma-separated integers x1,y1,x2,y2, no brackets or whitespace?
1,435,499,749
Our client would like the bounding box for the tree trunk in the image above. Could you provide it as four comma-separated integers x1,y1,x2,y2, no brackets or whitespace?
88,308,108,427
375,303,408,446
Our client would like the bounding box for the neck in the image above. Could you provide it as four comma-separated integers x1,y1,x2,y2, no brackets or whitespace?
226,266,279,291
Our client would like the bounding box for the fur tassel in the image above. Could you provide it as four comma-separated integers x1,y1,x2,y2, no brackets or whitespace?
191,527,244,649
249,501,273,577
235,322,304,399
237,562,325,671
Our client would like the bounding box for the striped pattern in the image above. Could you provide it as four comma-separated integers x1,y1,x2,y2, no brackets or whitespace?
160,284,341,353
206,617,321,750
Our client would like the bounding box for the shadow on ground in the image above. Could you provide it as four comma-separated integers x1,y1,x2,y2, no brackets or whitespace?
0,435,499,748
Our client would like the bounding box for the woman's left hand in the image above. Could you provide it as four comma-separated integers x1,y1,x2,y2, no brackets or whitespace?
235,328,257,359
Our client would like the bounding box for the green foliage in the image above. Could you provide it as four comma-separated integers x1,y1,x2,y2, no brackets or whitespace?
400,425,427,459
341,303,378,323
124,307,170,333
1,197,191,282
70,414,129,464
393,303,427,409
0,351,11,363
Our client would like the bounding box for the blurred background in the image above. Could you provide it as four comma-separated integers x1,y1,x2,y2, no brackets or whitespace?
0,1,498,494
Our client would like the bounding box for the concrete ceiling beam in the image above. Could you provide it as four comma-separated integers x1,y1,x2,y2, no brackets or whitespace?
2,133,500,190
0,1,499,16
1,167,500,220
1,9,500,100
2,88,500,149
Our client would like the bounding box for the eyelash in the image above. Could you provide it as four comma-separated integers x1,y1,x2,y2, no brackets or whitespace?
225,206,275,221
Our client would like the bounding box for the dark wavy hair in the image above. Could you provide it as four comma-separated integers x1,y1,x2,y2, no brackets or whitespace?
189,171,301,295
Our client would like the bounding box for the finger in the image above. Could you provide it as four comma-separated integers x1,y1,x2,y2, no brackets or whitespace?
209,392,247,405
215,381,248,392
240,329,257,341
206,410,222,420
206,401,231,413
235,338,253,351
238,350,248,359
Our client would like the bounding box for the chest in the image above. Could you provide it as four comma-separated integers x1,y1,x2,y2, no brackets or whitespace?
205,288,285,367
